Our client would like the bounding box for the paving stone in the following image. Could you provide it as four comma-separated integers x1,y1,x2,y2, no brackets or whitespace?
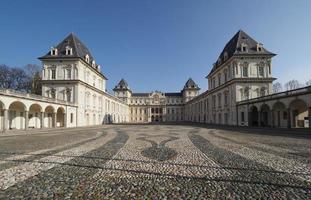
0,125,310,199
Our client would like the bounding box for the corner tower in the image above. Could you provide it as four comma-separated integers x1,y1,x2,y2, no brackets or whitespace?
39,33,110,126
113,79,132,103
39,33,107,103
182,78,200,103
205,29,276,125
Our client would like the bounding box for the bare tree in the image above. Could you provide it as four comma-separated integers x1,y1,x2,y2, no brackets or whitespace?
11,67,30,91
273,82,283,93
0,64,13,89
0,64,42,93
284,80,300,91
25,64,42,95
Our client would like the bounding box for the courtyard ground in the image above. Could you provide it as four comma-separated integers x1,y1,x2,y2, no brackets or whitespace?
0,124,310,199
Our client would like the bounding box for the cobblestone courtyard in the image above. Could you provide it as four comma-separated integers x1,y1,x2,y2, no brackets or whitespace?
0,125,310,199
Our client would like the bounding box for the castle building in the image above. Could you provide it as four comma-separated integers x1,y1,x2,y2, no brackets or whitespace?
185,30,276,125
39,33,129,126
113,78,200,123
0,30,310,132
185,30,310,128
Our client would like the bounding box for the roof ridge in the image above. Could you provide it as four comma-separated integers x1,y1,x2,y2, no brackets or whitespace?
70,33,79,56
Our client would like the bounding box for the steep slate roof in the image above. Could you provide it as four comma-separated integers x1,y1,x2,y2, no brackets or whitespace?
207,30,276,76
165,92,183,97
183,78,200,90
39,33,96,64
113,78,130,91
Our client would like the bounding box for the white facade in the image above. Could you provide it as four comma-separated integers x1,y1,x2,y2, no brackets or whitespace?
1,30,310,132
113,78,199,123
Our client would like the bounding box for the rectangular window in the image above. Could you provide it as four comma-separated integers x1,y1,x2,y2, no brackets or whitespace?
67,69,71,79
259,66,264,76
241,112,245,122
70,113,73,123
243,67,248,77
51,69,56,79
224,93,228,106
66,91,71,102
218,74,221,86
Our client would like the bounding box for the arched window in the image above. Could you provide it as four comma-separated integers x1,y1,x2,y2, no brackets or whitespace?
217,58,222,65
257,43,263,52
65,46,73,55
85,54,90,63
224,52,228,61
241,43,247,52
50,47,58,56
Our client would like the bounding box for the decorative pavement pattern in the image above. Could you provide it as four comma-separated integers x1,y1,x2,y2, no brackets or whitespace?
0,125,310,199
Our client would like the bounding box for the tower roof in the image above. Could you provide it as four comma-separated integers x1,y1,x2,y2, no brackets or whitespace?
113,78,131,91
39,33,96,64
208,30,276,76
183,78,200,90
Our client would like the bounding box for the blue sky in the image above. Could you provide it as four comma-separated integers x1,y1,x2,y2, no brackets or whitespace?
1,0,311,93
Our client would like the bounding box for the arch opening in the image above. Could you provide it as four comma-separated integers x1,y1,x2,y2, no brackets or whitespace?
272,102,287,128
45,105,55,128
249,106,258,127
260,104,270,127
8,101,27,130
289,99,309,128
29,104,43,129
56,107,66,127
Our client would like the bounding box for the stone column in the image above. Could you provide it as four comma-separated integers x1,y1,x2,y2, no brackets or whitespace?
3,109,8,132
271,110,274,128
63,113,67,128
258,112,261,127
287,108,291,129
308,107,311,129
40,112,44,129
25,111,29,130
53,112,57,128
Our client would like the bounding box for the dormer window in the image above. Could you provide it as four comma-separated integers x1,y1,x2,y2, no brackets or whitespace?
257,43,263,52
217,58,222,65
223,52,228,61
51,47,58,56
65,46,73,55
241,43,247,52
85,54,90,63
92,60,96,67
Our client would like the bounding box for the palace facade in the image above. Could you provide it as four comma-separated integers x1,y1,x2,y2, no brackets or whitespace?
113,78,199,123
0,30,310,132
